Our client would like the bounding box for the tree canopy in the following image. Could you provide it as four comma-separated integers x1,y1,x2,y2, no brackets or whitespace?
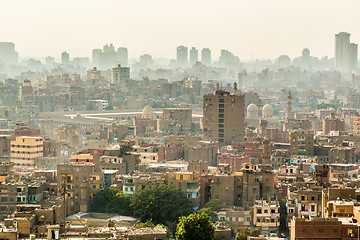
236,226,261,240
130,184,193,227
176,212,215,240
204,199,222,212
89,188,132,216
197,208,217,223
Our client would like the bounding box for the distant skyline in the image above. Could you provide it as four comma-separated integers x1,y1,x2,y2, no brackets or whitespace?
1,0,360,60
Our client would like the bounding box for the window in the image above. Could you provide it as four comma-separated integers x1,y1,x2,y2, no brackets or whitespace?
257,209,261,214
311,196,315,201
311,205,315,212
271,209,276,213
301,196,305,201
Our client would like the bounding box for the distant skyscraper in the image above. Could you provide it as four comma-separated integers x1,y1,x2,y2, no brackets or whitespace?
117,47,128,65
335,32,351,72
61,51,70,65
99,44,117,69
201,48,211,66
92,49,102,66
176,45,188,67
301,48,310,69
349,43,358,73
219,49,239,67
0,42,19,64
189,47,198,66
140,54,153,67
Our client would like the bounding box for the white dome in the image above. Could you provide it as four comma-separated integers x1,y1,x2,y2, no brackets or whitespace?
142,106,155,120
262,104,273,118
246,103,258,119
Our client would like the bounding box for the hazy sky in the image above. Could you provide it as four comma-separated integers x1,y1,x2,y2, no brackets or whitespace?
1,0,359,60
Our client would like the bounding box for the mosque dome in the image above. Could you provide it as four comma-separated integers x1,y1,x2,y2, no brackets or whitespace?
142,106,155,120
246,103,259,119
262,104,273,118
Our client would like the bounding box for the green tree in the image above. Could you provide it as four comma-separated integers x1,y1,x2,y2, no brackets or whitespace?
176,213,215,240
197,208,217,223
131,184,193,228
89,188,132,215
236,227,260,240
204,199,222,211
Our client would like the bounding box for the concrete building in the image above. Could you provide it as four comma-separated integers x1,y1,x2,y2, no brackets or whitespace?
353,116,360,135
323,118,345,134
10,136,43,168
201,48,211,66
289,130,314,156
57,163,103,215
177,45,188,67
0,183,28,218
111,64,130,87
159,108,192,134
117,47,128,65
61,51,70,65
203,86,245,145
252,200,280,237
166,172,200,207
349,43,358,73
0,42,18,64
335,32,357,73
189,47,198,65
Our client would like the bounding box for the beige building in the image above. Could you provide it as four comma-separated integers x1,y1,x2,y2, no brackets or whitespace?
57,163,103,215
10,136,43,168
252,200,280,237
289,130,314,156
203,88,245,145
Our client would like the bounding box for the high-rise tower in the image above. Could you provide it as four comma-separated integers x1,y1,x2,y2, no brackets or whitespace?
176,45,188,67
203,83,245,145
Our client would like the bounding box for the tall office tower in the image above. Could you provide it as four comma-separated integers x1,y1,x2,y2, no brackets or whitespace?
117,47,128,65
219,49,239,67
335,32,351,72
92,49,102,66
99,44,117,69
61,51,70,65
203,83,245,145
301,48,310,69
0,42,19,64
189,47,198,66
176,45,188,67
111,64,130,88
349,43,358,73
201,48,211,66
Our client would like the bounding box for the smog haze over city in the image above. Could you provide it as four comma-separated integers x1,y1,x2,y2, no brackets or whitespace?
1,1,360,240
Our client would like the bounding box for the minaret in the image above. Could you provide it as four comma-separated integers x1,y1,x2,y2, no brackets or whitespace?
286,90,293,120
261,138,271,166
